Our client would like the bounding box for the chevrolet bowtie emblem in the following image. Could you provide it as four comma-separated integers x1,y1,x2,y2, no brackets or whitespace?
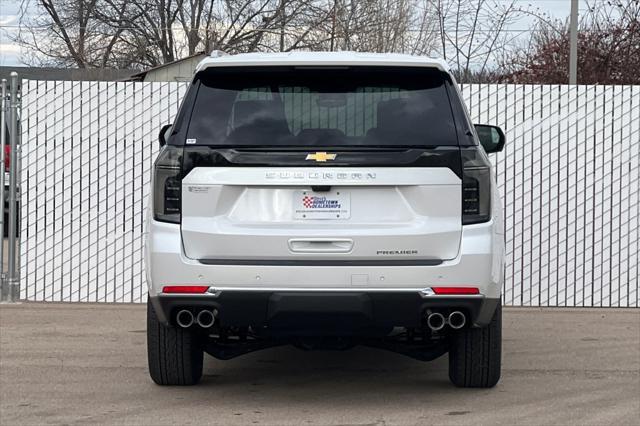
305,152,337,162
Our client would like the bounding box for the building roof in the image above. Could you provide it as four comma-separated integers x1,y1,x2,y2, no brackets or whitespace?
0,66,134,83
196,51,450,73
128,51,207,81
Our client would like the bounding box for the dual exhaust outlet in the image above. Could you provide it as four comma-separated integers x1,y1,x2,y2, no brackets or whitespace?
426,310,466,331
176,309,217,328
179,308,464,331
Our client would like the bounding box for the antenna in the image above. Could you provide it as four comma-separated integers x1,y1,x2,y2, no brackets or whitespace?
210,50,229,58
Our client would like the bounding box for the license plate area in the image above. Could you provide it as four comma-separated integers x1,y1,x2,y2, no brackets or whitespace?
294,190,350,220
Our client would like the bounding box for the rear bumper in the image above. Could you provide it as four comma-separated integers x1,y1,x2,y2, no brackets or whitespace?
150,291,500,331
145,215,504,330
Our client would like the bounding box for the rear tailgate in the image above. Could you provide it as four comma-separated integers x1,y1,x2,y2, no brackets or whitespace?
181,167,461,262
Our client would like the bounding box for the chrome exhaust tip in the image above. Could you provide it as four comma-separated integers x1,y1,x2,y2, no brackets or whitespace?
196,310,216,328
427,312,446,331
448,311,466,330
176,309,194,328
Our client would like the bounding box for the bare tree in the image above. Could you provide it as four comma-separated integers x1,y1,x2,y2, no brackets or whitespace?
15,0,131,68
15,0,322,67
429,0,525,81
14,0,526,74
321,0,437,54
177,0,208,55
500,0,640,84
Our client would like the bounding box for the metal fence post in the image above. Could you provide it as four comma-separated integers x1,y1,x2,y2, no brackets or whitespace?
16,83,22,297
7,72,19,302
0,79,6,301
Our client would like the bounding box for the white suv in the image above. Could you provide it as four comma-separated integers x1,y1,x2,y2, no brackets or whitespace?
145,52,505,388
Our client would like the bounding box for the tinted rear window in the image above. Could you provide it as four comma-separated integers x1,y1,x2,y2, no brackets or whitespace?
185,67,458,147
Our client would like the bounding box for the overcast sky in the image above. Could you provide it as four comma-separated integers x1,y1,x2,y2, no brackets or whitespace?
0,0,581,68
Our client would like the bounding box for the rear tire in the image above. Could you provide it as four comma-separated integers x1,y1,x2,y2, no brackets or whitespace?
147,298,204,385
448,304,501,388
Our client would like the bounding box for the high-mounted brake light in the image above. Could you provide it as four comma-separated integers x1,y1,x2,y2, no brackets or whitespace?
162,286,210,294
431,287,480,295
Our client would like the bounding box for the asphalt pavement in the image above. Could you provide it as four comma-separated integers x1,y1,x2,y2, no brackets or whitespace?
0,303,638,425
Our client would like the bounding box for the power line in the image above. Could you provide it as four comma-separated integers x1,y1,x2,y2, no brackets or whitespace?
0,22,561,33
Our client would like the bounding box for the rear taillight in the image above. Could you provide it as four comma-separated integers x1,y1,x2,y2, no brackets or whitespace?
4,145,9,171
431,286,480,295
153,145,183,223
461,146,491,224
162,285,209,294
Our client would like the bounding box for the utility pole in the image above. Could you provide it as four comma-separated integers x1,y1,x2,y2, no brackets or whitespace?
569,0,579,84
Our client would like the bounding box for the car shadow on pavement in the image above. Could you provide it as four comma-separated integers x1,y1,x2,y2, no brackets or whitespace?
197,344,455,397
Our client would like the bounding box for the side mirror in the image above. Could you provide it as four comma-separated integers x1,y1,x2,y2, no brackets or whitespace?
474,124,505,153
158,124,172,147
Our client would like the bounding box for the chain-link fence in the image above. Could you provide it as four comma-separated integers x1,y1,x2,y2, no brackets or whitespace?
18,80,640,306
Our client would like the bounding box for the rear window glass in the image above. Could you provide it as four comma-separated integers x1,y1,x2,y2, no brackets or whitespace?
185,67,458,147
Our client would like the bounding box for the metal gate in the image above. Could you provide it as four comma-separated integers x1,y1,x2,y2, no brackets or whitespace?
17,80,640,307
0,74,22,302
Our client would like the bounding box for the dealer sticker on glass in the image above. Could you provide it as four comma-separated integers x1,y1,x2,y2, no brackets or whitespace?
294,191,350,220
